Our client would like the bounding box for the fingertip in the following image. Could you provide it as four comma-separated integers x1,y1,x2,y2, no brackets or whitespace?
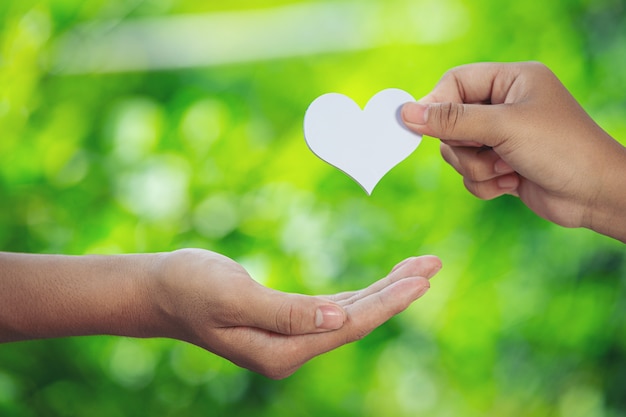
384,276,431,310
402,275,430,295
415,278,431,298
420,254,442,268
402,102,428,126
391,255,443,279
428,257,443,278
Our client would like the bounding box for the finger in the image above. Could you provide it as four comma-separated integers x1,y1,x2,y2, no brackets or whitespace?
325,255,441,304
215,276,432,380
427,62,521,105
440,143,514,182
389,254,441,274
241,288,347,335
385,255,442,281
462,173,520,200
346,276,431,331
401,63,523,145
441,139,484,148
328,256,441,306
402,101,510,146
295,276,432,360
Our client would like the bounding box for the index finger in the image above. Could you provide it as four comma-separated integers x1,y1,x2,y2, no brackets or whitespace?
420,62,522,105
283,275,431,367
325,255,441,307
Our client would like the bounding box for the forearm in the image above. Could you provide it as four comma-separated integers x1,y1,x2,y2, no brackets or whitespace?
0,252,158,342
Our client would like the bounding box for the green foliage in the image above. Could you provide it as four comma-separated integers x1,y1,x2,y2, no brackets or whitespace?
1,0,626,415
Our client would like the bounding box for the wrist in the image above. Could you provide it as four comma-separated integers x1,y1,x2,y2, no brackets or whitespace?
585,140,626,243
140,250,193,342
120,252,168,339
71,253,163,339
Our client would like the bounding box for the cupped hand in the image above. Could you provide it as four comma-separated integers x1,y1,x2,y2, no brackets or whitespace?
401,62,626,240
148,248,441,379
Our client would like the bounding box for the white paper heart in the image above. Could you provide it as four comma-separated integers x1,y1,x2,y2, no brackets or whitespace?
304,88,421,195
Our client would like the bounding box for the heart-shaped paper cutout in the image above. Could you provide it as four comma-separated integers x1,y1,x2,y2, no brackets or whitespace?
304,88,421,195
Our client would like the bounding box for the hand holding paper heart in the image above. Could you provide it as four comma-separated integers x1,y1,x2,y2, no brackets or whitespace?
400,61,626,243
304,89,422,195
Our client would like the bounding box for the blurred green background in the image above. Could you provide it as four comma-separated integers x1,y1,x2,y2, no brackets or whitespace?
1,0,626,416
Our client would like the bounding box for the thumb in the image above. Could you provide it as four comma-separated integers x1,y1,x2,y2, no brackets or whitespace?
401,101,506,147
247,290,347,335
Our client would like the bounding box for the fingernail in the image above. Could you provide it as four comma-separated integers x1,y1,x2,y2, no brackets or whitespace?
494,159,514,174
497,174,518,189
402,102,428,125
315,305,345,330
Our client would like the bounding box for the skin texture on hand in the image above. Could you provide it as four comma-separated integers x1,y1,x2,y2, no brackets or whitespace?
401,61,626,242
147,249,441,379
0,249,441,380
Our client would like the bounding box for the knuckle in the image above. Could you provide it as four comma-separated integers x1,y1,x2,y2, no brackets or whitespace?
346,315,375,343
441,65,464,82
435,102,464,136
274,301,295,335
463,178,500,201
440,143,454,164
440,143,466,177
524,60,548,72
463,178,486,200
465,159,483,182
521,61,556,86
